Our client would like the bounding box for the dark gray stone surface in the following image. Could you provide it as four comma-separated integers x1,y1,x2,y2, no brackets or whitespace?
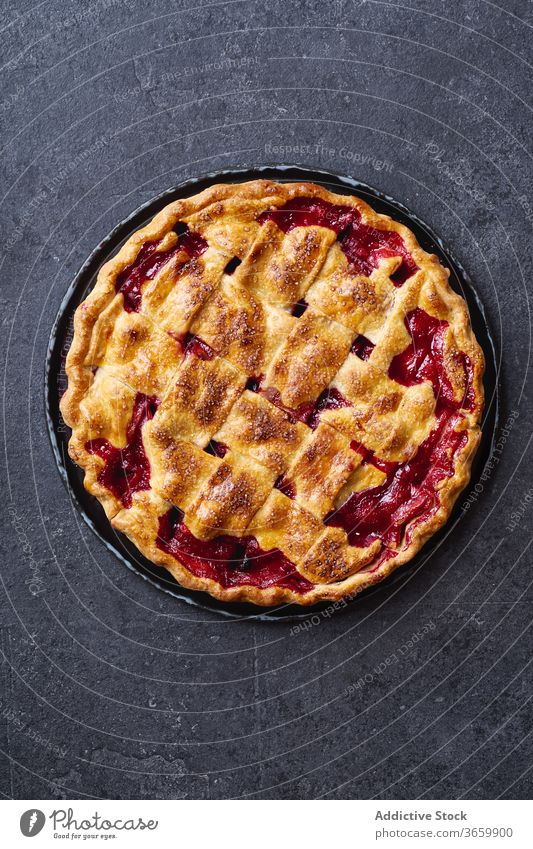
1,0,532,800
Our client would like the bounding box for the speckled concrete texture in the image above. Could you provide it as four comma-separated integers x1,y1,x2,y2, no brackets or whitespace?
0,0,532,800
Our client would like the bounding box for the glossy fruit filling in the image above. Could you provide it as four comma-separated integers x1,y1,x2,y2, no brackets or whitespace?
86,393,159,507
115,225,208,312
388,308,475,412
303,387,351,428
260,197,418,283
274,474,296,499
157,508,313,593
181,332,215,360
259,384,350,429
351,334,375,360
259,386,311,424
349,441,398,475
205,440,228,458
328,412,467,548
291,299,309,317
245,375,263,392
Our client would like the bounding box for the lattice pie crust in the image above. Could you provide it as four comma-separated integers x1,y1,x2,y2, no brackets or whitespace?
60,180,484,605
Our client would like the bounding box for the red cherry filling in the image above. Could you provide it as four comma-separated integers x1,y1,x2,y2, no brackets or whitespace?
259,197,418,283
115,225,208,312
86,393,159,507
245,375,263,392
167,331,216,360
327,413,467,548
274,474,296,499
223,256,242,275
304,387,351,429
351,334,375,360
156,509,313,594
258,386,303,423
291,299,309,317
204,440,228,458
182,332,215,360
349,441,398,475
259,386,351,430
388,308,475,412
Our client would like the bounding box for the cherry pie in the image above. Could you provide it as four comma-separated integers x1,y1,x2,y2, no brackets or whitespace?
60,180,484,605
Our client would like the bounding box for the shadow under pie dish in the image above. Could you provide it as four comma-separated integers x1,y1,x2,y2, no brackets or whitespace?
59,179,484,606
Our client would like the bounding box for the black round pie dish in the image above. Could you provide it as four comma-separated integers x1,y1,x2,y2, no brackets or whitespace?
45,166,499,621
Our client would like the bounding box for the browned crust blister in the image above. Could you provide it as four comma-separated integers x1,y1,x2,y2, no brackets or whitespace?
60,180,484,606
